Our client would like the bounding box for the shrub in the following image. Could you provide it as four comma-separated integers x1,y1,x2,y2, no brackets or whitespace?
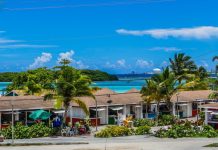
133,119,155,127
155,120,218,138
95,126,134,138
158,115,177,126
135,126,151,135
2,122,53,139
200,125,218,138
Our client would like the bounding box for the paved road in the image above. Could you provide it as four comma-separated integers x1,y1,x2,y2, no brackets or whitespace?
1,136,218,150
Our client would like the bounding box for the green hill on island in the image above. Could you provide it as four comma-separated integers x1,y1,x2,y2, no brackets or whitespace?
0,69,118,82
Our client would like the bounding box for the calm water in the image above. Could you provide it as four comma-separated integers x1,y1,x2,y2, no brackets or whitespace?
0,80,145,94
92,80,145,93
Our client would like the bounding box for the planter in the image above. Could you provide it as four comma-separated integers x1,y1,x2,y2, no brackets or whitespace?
0,136,4,142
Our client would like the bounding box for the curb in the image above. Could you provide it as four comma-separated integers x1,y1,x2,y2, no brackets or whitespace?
0,142,89,146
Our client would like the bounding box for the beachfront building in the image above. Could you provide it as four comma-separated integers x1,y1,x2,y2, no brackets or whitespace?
68,88,144,125
200,103,218,129
0,96,53,129
170,90,215,118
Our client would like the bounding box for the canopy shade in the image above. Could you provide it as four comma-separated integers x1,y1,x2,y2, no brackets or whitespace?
29,110,51,120
90,108,105,111
111,107,123,111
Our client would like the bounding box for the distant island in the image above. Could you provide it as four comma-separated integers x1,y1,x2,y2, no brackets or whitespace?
0,69,118,82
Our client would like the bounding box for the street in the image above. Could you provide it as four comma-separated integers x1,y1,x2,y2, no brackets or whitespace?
1,136,218,150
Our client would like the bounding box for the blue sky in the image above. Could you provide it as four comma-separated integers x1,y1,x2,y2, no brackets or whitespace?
0,0,218,73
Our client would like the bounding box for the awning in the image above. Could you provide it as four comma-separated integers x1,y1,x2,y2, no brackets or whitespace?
178,104,188,106
53,110,65,114
111,107,123,111
211,112,218,115
90,108,105,111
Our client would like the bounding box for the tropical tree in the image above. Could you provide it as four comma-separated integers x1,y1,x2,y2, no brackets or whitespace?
151,67,178,111
141,79,163,122
197,66,208,80
169,53,197,83
141,67,178,123
7,68,54,95
45,59,94,125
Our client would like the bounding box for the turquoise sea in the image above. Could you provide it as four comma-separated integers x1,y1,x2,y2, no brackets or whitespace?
0,80,145,94
92,80,145,93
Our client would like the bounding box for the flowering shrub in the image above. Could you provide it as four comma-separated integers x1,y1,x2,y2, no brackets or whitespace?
155,121,218,138
95,126,134,138
1,122,53,139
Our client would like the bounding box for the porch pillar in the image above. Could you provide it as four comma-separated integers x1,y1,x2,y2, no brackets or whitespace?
106,106,109,124
25,111,28,126
204,108,208,125
0,112,2,130
70,107,73,127
15,112,19,121
172,103,176,116
141,103,143,118
123,105,127,119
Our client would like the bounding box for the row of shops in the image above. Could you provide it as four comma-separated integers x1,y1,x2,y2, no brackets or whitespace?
0,89,218,129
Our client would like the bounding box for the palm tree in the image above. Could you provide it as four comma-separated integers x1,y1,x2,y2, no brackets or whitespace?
151,67,177,112
45,60,94,126
141,79,162,123
212,56,218,77
169,53,197,83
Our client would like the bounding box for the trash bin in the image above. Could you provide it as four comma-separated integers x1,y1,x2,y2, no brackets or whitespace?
108,117,115,124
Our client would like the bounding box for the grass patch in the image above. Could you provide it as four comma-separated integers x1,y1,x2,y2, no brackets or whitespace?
204,143,218,147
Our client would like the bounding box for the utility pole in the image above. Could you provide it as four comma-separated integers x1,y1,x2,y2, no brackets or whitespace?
11,92,15,145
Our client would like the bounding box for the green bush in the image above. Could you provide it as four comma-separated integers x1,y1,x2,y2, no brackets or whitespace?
200,125,218,138
158,115,177,126
135,126,151,135
133,119,155,127
155,121,218,138
95,126,134,138
1,122,53,139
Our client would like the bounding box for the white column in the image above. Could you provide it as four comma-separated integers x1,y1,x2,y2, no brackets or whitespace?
204,108,208,125
141,103,143,118
15,112,19,121
0,112,1,130
106,106,109,124
70,107,73,126
172,103,176,116
123,105,126,119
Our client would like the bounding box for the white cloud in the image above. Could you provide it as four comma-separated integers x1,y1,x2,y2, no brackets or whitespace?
161,61,168,67
200,61,209,68
57,50,74,63
116,26,218,40
105,59,128,69
117,59,126,67
74,60,89,69
0,38,21,44
0,31,58,49
0,44,57,49
136,59,153,68
149,47,181,52
29,53,52,69
57,50,89,69
153,68,161,74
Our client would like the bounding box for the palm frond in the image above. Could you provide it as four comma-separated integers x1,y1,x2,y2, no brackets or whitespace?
72,98,90,116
